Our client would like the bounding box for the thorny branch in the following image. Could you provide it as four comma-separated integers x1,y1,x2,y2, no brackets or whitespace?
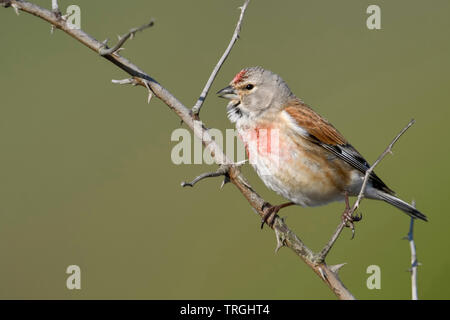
191,0,250,118
315,119,416,262
405,201,419,300
99,19,155,56
351,119,416,216
2,0,419,300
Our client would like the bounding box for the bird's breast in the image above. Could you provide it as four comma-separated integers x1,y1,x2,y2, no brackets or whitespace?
236,119,353,207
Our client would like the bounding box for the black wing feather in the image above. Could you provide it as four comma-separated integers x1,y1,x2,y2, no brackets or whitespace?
311,138,394,195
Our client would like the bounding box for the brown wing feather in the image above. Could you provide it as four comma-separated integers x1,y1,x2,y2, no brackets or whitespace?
284,100,394,194
284,102,347,145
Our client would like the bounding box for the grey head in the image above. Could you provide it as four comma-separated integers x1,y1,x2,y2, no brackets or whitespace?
217,67,295,122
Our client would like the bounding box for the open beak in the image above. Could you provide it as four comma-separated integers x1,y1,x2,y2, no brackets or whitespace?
217,85,239,100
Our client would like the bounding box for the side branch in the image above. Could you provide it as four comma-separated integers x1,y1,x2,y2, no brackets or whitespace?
191,0,250,117
181,165,230,188
99,19,155,56
405,201,419,300
351,119,415,214
316,120,416,262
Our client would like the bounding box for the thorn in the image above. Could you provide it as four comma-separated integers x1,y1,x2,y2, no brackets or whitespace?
11,2,19,15
102,38,109,46
274,227,286,253
50,25,55,34
117,34,122,41
330,263,347,274
143,81,153,104
220,175,230,189
318,267,327,281
349,223,356,240
274,241,284,253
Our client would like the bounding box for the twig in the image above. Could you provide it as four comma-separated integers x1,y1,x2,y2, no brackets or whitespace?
315,222,347,263
181,160,249,188
406,201,419,300
51,0,59,13
191,0,250,117
112,78,138,85
181,165,230,187
351,119,416,215
99,19,155,56
3,0,359,300
315,119,416,262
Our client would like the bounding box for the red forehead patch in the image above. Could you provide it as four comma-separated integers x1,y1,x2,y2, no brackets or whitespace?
232,70,247,84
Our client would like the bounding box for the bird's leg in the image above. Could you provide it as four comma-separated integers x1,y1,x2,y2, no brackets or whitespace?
341,192,363,239
261,202,295,229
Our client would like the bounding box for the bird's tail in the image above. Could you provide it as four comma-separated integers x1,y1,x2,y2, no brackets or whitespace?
377,191,428,221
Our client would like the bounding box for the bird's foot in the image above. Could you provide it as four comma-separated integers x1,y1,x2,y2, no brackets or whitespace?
342,208,363,240
261,202,294,229
342,192,363,239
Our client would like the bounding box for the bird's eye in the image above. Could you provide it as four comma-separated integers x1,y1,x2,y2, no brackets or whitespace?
245,84,254,90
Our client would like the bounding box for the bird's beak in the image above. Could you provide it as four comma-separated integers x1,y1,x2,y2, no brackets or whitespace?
217,85,239,100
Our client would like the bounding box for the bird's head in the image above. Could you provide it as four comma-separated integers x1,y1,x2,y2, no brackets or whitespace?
217,66,294,122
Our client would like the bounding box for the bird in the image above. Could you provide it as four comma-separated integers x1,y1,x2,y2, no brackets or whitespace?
217,66,427,232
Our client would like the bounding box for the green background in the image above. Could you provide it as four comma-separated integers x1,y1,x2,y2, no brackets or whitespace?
0,0,449,299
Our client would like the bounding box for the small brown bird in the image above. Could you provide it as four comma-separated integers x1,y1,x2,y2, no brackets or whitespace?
217,67,427,228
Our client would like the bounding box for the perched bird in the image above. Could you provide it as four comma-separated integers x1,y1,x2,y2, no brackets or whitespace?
217,66,427,230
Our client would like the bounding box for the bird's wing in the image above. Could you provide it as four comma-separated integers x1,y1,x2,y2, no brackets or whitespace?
283,101,394,194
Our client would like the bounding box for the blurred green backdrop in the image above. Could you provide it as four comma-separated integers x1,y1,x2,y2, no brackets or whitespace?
0,0,449,299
